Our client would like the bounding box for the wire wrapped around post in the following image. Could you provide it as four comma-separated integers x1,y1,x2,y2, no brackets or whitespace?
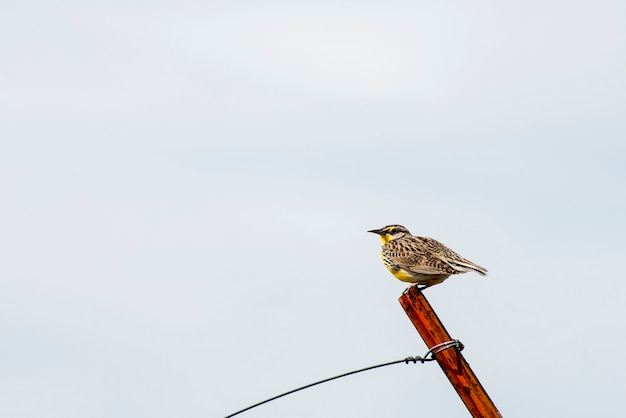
398,286,502,418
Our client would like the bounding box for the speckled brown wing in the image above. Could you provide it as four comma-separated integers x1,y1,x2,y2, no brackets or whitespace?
384,236,459,276
415,236,488,275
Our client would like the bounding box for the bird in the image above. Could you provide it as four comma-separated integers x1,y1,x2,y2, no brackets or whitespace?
368,224,487,292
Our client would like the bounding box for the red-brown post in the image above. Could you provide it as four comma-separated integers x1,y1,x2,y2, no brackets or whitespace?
398,286,502,418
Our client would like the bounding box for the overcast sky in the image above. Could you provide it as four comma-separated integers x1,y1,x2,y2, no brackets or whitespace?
2,1,625,417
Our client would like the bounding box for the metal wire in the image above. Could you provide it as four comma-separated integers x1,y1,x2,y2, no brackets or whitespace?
224,340,463,417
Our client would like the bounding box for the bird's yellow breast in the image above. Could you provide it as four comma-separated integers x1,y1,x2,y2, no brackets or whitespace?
386,266,419,283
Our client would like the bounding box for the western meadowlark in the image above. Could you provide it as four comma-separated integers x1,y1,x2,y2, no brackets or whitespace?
368,224,487,291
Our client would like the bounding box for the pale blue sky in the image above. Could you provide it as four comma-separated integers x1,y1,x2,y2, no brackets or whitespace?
1,1,625,417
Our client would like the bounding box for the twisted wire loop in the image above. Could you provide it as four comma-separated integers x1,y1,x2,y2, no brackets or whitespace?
404,339,464,364
431,338,464,355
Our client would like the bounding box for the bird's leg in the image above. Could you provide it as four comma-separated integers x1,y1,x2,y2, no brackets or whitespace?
403,283,430,295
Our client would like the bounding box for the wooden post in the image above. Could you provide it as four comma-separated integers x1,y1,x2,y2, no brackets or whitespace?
399,286,502,418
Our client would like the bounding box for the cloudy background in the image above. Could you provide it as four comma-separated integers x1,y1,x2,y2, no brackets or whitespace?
2,1,625,417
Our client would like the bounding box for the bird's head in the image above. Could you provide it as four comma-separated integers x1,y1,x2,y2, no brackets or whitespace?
368,225,411,244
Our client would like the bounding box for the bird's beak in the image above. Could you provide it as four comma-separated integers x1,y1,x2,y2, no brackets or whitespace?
368,228,383,235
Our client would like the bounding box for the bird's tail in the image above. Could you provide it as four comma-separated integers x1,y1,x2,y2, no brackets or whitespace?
445,259,488,276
